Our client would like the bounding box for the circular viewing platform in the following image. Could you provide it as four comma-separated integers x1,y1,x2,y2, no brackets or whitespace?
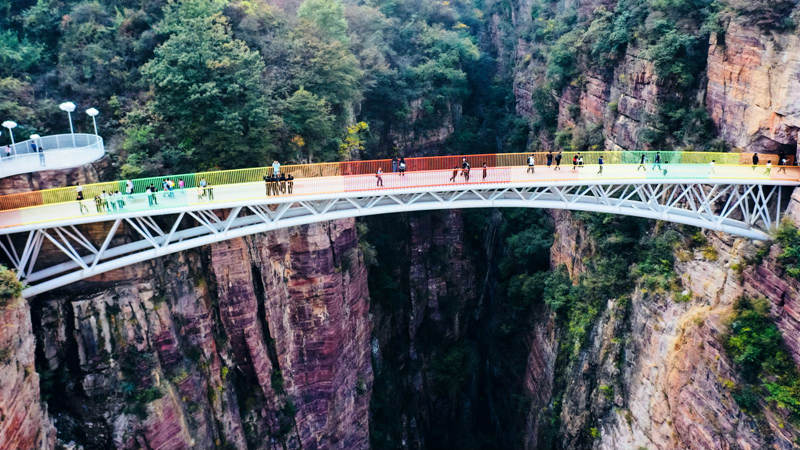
0,133,105,179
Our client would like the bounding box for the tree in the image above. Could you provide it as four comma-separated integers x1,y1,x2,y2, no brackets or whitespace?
282,88,335,163
142,10,272,169
297,0,349,43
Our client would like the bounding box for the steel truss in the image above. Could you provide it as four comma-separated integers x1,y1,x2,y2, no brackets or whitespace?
0,181,793,298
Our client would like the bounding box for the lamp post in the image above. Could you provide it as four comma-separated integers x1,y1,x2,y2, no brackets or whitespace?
59,102,77,147
85,108,99,136
2,121,17,155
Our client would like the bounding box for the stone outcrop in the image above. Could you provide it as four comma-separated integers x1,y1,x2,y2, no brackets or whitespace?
30,218,372,450
0,292,55,450
706,21,800,154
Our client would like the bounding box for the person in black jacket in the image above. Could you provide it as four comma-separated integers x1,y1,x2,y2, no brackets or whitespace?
752,153,759,170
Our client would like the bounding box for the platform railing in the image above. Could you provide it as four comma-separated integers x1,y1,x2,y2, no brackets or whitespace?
0,134,105,178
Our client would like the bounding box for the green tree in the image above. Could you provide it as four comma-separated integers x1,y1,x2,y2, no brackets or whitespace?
142,10,272,169
297,0,349,43
282,88,335,163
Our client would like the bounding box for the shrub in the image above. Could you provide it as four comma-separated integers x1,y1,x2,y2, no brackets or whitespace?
775,222,800,280
0,265,23,306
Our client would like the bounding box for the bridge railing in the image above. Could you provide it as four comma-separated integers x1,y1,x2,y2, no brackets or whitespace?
0,134,105,178
0,150,795,213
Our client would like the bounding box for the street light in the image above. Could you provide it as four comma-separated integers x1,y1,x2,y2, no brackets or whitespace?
2,121,17,155
85,108,99,136
59,102,76,146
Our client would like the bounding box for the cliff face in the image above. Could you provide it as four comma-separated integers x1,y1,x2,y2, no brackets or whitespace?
0,155,114,195
33,218,372,450
0,291,55,450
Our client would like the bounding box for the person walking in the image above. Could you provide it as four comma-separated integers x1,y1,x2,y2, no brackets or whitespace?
38,146,45,166
482,162,488,180
461,158,471,178
272,160,281,176
178,178,185,189
752,153,759,170
527,154,535,174
555,151,562,170
578,153,584,168
450,166,458,182
76,182,84,199
287,174,294,194
662,160,669,176
206,182,214,200
779,156,788,174
572,154,578,170
710,160,716,174
76,191,88,214
547,151,553,169
392,156,398,173
109,191,117,211
116,190,124,209
101,191,110,211
198,178,207,201
652,152,661,171
126,180,134,199
376,168,384,187
149,184,158,206
464,164,470,181
764,160,772,175
637,154,647,171
597,155,604,175
399,157,406,176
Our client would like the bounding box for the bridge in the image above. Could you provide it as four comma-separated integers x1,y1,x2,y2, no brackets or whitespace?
0,133,105,178
0,150,798,298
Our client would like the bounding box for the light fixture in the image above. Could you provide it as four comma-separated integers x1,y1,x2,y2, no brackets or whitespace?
59,102,77,146
85,108,99,136
2,121,17,154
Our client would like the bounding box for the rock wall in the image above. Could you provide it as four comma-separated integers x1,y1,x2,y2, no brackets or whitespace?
707,21,800,154
0,155,115,195
32,218,372,450
0,292,55,450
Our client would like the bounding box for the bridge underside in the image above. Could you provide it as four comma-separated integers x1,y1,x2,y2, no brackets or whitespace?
0,181,793,298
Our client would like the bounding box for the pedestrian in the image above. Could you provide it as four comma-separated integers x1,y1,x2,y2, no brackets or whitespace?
710,160,716,174
376,168,383,187
482,162,488,180
76,191,88,214
464,164,470,181
178,178,185,189
30,142,36,153
597,155,604,175
149,184,158,206
752,153,759,170
637,154,647,171
279,172,287,194
126,180,134,199
764,160,772,175
272,160,281,176
450,166,458,182
779,157,788,174
199,178,207,200
578,153,584,168
76,182,84,198
392,156,398,173
527,154,535,174
116,191,124,209
555,152,562,170
4,145,9,158
101,191,109,211
547,151,553,169
94,195,102,213
662,160,669,176
399,157,406,176
168,179,175,197
287,174,294,194
652,152,661,170
461,158,470,178
38,147,45,166
109,191,117,211
263,173,272,196
206,182,214,200
572,154,578,170
271,174,280,195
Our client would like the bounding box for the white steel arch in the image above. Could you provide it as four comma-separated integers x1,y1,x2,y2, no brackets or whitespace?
0,178,795,298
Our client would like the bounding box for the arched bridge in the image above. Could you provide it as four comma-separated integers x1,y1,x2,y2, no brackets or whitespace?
0,151,798,298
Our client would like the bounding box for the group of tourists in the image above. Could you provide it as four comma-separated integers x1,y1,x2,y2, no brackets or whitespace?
752,153,792,174
75,184,126,215
263,160,295,196
1,143,46,166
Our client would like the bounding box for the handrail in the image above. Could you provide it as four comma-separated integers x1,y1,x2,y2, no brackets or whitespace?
0,134,105,178
0,150,796,213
